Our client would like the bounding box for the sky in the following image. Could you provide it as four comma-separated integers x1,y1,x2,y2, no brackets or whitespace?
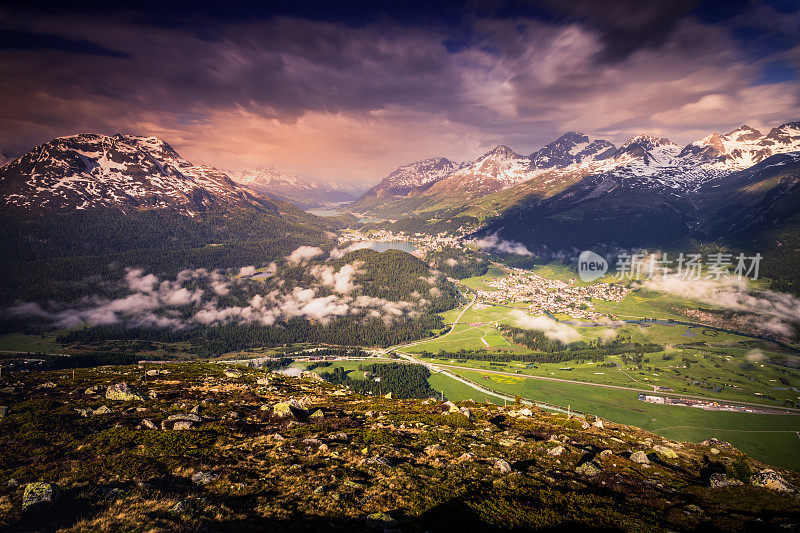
0,0,798,185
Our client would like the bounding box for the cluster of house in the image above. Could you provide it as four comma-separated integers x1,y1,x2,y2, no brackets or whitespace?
638,394,780,414
476,269,629,319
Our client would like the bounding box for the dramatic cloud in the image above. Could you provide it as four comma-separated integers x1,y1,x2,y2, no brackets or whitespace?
0,3,797,182
511,310,583,344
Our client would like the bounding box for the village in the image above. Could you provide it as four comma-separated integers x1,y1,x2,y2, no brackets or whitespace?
476,268,629,320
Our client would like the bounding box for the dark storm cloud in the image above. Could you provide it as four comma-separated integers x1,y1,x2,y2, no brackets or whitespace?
0,1,797,181
535,0,700,61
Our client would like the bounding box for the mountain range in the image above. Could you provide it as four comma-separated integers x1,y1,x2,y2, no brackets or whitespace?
234,166,362,208
351,122,800,289
353,123,800,218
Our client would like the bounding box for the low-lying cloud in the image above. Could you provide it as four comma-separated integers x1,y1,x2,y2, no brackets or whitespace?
511,310,583,344
644,275,800,337
8,254,423,330
473,234,533,256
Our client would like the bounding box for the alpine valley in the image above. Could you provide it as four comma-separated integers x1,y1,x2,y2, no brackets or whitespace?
4,125,800,532
352,122,800,291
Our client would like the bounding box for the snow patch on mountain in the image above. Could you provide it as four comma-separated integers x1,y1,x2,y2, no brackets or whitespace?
0,133,276,215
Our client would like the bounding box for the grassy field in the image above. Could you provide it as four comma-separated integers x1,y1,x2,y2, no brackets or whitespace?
448,366,800,470
427,372,503,405
0,333,63,354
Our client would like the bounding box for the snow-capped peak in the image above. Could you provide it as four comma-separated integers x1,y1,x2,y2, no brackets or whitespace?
530,132,616,170
0,133,274,215
680,121,800,170
725,125,763,142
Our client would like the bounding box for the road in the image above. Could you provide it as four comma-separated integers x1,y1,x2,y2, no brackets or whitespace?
386,288,800,416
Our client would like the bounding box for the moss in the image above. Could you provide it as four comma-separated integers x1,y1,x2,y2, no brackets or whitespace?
91,427,219,457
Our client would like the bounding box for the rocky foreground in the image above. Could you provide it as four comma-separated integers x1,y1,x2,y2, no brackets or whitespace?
1,364,799,532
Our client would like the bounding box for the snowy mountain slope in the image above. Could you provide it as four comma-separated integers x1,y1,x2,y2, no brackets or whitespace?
530,132,616,170
235,166,359,207
349,157,461,212
0,134,281,216
680,123,800,170
422,146,533,199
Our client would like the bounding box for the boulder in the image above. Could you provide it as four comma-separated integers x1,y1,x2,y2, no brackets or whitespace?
709,473,744,488
139,419,157,430
106,382,144,402
629,451,650,464
173,421,193,431
309,409,324,419
223,368,243,378
494,458,512,474
576,461,601,476
166,413,203,423
256,376,270,386
191,471,218,485
547,445,565,457
84,385,102,395
22,482,60,513
272,399,306,419
93,405,113,415
751,469,794,492
366,512,396,529
653,444,678,459
593,419,604,429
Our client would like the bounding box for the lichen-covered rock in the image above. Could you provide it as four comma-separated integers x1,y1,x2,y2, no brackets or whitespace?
494,458,512,474
709,473,744,488
93,405,112,415
191,472,218,485
366,512,396,529
22,482,60,513
576,461,601,476
167,413,202,423
547,445,565,457
272,399,306,419
630,451,650,464
751,469,794,492
653,445,678,459
224,368,243,378
106,382,143,402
